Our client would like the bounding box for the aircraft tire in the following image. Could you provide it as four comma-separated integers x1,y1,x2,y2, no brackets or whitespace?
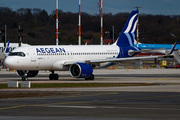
54,74,59,80
89,74,94,80
49,74,54,80
85,74,94,81
22,76,28,81
85,77,90,80
49,74,59,80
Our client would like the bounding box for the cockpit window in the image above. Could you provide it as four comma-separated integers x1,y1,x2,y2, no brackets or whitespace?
9,52,26,57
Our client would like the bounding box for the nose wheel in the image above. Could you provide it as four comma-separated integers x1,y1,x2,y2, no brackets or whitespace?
22,76,28,81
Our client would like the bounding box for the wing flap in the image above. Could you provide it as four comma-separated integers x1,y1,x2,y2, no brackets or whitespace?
90,56,159,63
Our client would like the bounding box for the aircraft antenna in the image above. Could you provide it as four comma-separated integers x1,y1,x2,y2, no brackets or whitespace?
134,6,142,57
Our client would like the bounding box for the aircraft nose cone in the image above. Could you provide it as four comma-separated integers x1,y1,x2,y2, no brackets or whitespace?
4,57,15,69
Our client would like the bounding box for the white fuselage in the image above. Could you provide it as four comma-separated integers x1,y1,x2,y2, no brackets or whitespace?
5,45,120,71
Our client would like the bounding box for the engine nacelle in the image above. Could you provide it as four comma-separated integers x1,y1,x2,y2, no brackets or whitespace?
69,63,93,78
17,70,39,77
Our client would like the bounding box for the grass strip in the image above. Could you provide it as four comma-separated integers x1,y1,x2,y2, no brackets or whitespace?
0,83,158,89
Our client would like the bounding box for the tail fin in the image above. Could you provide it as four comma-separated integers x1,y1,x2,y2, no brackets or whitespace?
0,41,10,60
5,41,10,54
114,11,138,47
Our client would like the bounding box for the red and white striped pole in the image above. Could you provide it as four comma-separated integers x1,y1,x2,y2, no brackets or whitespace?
136,7,141,57
78,0,81,45
136,7,139,48
56,0,59,45
100,0,103,45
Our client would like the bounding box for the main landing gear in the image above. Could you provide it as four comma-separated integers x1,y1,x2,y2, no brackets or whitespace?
49,71,59,80
85,74,94,80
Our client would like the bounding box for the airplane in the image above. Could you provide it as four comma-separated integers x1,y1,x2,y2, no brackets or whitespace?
4,10,163,81
0,51,5,60
0,42,30,60
0,42,30,52
0,41,10,60
134,40,180,55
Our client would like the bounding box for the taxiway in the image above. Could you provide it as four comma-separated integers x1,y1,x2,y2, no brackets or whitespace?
0,68,180,120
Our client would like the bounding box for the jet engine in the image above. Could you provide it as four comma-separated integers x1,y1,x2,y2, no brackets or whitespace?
69,63,93,79
17,70,39,77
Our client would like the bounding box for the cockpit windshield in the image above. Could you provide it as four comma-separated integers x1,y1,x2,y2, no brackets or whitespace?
9,52,26,57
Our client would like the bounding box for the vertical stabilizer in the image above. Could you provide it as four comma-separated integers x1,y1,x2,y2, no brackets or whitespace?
114,11,138,47
5,41,10,54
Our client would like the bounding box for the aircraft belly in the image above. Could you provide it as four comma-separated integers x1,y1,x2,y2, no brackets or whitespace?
95,62,115,69
35,59,53,70
13,58,51,70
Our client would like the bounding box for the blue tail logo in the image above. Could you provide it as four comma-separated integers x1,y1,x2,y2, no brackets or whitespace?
115,11,138,47
5,41,10,53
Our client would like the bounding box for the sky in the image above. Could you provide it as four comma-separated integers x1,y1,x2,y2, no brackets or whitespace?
1,0,180,15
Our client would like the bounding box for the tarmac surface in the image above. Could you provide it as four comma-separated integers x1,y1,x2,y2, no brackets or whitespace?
0,68,180,120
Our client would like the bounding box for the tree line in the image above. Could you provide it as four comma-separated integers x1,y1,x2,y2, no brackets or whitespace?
0,7,180,45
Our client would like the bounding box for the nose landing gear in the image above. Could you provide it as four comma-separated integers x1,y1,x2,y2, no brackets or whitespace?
22,71,28,81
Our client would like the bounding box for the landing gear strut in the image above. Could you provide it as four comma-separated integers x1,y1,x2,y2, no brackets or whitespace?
22,71,28,81
85,74,94,80
49,71,59,80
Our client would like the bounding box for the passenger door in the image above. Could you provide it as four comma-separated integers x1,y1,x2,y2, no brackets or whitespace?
29,48,36,62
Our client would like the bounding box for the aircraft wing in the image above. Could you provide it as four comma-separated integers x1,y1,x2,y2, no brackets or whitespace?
63,42,177,66
63,55,160,65
128,49,165,56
